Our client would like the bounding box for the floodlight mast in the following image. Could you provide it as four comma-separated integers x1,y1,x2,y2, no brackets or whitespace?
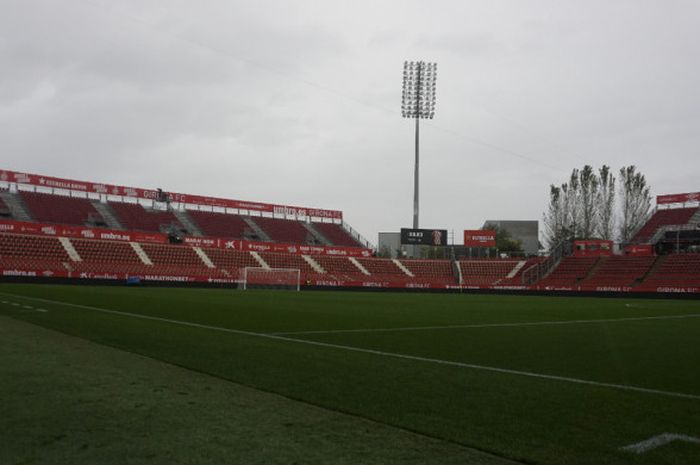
401,61,437,229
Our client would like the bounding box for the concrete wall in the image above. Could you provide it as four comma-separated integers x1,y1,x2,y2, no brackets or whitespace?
377,232,401,258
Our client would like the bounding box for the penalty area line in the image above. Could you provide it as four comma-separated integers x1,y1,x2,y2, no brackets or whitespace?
271,313,700,336
620,433,700,453
1,291,700,402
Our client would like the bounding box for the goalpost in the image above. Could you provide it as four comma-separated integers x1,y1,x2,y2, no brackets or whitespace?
240,267,301,291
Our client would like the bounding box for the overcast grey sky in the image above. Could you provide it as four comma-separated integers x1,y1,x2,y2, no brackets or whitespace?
2,0,699,244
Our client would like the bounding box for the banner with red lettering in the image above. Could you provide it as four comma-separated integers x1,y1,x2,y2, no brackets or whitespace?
463,230,496,247
239,240,373,257
624,244,654,256
0,220,168,244
0,168,343,219
573,240,614,257
3,262,700,294
656,192,700,205
0,219,372,256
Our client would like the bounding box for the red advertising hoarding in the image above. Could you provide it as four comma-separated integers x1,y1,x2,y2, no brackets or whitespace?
0,168,342,219
624,244,654,256
463,230,496,247
0,220,168,244
4,263,698,294
572,240,614,257
656,192,700,205
0,219,372,257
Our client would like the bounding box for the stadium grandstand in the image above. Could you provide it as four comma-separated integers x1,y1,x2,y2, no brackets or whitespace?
1,168,699,294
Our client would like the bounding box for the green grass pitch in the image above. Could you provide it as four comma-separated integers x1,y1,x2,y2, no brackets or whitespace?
1,283,699,465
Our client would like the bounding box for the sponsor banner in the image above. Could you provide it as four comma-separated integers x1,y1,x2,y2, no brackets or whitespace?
1,268,70,278
308,279,449,290
463,230,496,247
0,169,155,198
0,168,342,219
400,228,448,246
183,236,227,249
0,219,168,244
573,240,614,257
656,192,700,205
239,239,372,257
0,219,371,256
624,244,654,256
3,266,699,294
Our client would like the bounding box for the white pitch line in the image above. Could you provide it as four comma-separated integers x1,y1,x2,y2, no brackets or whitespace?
1,291,700,402
620,433,700,453
271,313,700,336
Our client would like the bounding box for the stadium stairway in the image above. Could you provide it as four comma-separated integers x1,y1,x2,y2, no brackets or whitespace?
583,257,605,280
690,207,700,224
58,237,82,262
392,259,414,277
506,260,527,279
348,257,370,275
91,200,125,230
192,246,215,269
639,254,666,284
0,191,33,222
242,217,272,242
302,222,332,246
302,255,325,273
172,209,203,237
250,251,270,269
130,242,154,265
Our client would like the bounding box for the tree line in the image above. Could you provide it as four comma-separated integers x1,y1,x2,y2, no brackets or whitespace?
543,165,652,249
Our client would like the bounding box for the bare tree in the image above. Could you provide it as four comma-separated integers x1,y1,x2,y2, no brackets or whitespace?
595,165,616,240
618,165,652,243
578,165,599,238
564,169,581,239
543,185,565,249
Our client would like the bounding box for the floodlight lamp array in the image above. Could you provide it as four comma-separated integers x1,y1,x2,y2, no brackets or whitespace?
401,61,437,119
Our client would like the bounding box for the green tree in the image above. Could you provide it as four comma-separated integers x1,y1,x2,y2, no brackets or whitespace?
491,226,523,254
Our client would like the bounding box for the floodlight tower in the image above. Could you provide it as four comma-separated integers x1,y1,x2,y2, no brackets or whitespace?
401,61,437,229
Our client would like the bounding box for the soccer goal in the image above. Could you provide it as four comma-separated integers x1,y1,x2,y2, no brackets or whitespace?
240,267,301,291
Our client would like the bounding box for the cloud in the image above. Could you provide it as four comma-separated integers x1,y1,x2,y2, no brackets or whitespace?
1,0,699,244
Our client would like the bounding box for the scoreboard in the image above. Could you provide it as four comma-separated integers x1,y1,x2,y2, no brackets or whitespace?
400,228,448,246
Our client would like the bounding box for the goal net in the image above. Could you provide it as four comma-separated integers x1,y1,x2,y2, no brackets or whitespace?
240,267,301,291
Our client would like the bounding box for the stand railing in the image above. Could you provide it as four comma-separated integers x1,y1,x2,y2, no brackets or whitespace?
522,239,572,285
342,220,375,250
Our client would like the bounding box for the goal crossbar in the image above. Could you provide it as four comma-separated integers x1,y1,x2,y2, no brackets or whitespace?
240,267,301,291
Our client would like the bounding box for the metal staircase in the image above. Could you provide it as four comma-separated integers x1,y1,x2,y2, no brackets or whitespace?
349,257,370,275
242,217,272,242
171,209,203,236
303,222,331,245
302,255,325,273
0,192,33,221
690,207,700,224
91,201,124,230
